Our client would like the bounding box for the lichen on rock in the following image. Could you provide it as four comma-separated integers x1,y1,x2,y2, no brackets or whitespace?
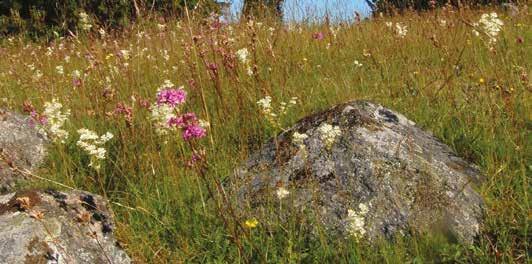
0,110,47,193
232,100,485,244
0,189,131,263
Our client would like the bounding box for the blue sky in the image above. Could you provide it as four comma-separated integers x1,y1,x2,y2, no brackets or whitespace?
222,0,372,22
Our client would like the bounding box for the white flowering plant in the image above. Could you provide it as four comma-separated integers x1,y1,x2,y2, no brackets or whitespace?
346,203,370,240
317,123,341,150
256,96,298,131
236,48,254,76
292,131,309,159
76,128,114,170
472,12,504,45
33,99,71,144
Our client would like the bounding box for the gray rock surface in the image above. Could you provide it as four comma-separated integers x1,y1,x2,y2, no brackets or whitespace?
233,100,485,243
0,189,131,264
0,110,47,193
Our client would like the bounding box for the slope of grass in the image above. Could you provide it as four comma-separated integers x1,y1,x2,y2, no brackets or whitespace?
0,6,530,263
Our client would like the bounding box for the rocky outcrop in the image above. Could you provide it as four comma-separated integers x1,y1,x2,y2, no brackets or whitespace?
0,110,47,193
233,100,485,244
0,189,131,263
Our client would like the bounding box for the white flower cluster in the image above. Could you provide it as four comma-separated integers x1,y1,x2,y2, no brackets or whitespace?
292,131,309,158
55,65,64,75
32,69,43,81
159,79,175,90
41,99,71,143
395,23,408,38
257,96,298,130
385,22,408,38
119,49,131,60
151,103,176,136
236,48,253,76
79,11,92,31
317,123,341,150
236,48,249,64
346,203,369,240
77,128,113,170
276,187,290,200
72,70,81,79
329,25,341,39
151,80,184,136
473,12,504,45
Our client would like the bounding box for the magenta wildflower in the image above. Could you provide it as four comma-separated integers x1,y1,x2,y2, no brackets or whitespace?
28,110,47,127
186,151,205,167
312,32,324,40
113,102,133,124
73,78,82,87
157,88,186,107
181,112,197,123
168,116,184,128
168,112,197,128
183,124,206,141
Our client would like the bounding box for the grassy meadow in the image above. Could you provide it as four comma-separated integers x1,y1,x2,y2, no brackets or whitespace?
0,5,530,263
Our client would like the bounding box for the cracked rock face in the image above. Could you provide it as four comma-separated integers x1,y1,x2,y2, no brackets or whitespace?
0,189,130,264
0,110,47,193
233,100,485,244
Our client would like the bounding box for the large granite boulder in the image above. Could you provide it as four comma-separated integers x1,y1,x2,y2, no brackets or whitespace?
0,110,47,193
233,100,485,244
0,189,131,263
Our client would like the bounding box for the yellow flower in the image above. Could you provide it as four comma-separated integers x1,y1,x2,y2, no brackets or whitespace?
244,218,259,229
479,78,485,84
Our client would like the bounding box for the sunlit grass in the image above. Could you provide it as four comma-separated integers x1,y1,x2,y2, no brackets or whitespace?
0,6,530,263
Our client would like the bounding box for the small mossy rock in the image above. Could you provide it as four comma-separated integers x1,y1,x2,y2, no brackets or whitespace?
0,189,131,263
0,110,47,193
233,100,484,244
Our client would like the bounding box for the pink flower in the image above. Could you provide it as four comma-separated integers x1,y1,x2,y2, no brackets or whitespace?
181,113,197,123
31,110,47,124
168,112,197,128
186,151,205,167
113,102,133,123
73,78,82,87
183,124,206,141
28,110,47,127
168,116,184,127
312,32,324,40
157,88,186,107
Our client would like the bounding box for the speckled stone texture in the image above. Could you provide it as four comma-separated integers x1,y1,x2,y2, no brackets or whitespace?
0,189,130,264
233,100,485,244
0,110,47,193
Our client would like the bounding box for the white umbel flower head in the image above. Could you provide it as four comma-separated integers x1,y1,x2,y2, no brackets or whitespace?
150,103,176,136
79,11,92,31
41,99,71,143
77,128,113,170
473,12,504,45
395,23,408,38
317,123,341,150
55,65,64,75
346,203,370,240
276,187,290,200
292,131,309,159
292,132,308,146
236,48,250,64
257,96,299,130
